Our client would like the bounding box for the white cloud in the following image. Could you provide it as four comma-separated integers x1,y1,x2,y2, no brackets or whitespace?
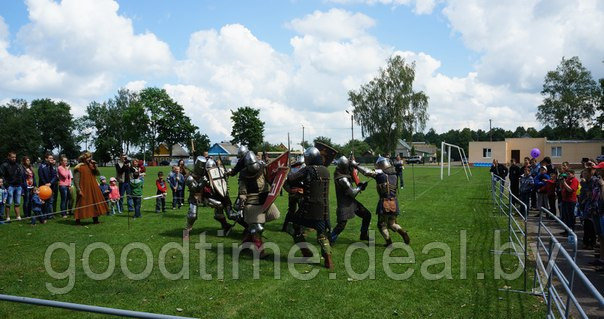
2,1,603,146
19,0,173,74
0,0,172,103
172,9,391,143
442,0,604,90
124,80,147,92
288,9,375,40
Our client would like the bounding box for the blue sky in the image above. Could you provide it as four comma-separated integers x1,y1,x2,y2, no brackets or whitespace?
0,0,602,145
1,0,476,76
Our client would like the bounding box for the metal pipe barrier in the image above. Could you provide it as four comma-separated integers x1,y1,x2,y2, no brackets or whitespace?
531,207,603,318
491,173,509,215
488,171,603,317
0,294,196,319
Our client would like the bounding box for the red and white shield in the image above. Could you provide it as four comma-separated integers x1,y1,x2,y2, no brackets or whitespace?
261,166,289,212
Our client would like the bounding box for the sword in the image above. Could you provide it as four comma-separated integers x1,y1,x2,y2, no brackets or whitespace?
218,154,239,235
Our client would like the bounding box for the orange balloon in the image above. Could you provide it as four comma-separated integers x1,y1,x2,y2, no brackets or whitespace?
39,185,53,200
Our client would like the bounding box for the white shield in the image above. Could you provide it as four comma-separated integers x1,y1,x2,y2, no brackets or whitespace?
207,167,229,198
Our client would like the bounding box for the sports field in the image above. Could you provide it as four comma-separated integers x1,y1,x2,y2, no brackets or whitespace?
0,165,546,318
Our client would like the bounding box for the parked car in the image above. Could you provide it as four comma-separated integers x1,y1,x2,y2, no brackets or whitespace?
405,156,423,164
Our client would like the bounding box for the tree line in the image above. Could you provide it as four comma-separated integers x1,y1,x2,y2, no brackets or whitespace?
0,56,601,162
0,88,211,163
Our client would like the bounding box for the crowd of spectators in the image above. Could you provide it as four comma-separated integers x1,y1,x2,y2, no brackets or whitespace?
491,156,604,272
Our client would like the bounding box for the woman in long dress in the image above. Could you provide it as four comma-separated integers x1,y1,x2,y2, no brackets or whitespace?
73,152,108,225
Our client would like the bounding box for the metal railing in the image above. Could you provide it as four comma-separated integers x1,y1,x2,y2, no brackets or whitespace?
532,207,603,318
491,173,528,292
489,173,604,318
0,294,195,318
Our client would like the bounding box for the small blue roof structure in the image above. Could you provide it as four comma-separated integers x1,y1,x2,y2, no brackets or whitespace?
208,142,238,156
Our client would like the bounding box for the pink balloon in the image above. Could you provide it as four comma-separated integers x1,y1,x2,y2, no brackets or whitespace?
530,148,540,158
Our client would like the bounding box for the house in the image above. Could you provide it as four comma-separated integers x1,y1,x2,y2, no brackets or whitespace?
469,137,604,165
412,142,438,162
153,143,189,163
394,140,439,162
208,142,239,165
208,142,238,156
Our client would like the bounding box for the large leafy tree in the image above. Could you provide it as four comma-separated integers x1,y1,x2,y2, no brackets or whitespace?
348,56,429,154
115,89,147,154
191,130,211,158
595,78,604,130
29,99,79,157
230,106,265,151
0,100,43,159
536,56,598,138
85,101,124,163
140,87,195,156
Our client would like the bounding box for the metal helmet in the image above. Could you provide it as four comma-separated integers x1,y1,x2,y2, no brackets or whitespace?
194,156,207,174
205,158,217,169
304,147,323,166
291,154,305,167
375,156,392,170
336,156,350,172
244,151,261,175
237,145,249,159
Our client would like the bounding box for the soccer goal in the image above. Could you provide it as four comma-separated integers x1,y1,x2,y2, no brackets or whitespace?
440,141,472,181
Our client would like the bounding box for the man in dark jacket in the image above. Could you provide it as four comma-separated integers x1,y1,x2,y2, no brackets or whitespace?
508,159,522,203
0,152,25,221
490,159,508,198
38,153,58,219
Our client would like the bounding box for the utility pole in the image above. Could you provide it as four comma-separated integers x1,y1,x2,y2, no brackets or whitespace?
346,110,354,155
302,125,305,149
489,119,492,141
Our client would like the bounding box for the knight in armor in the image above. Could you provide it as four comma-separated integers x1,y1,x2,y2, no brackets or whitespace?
285,147,334,270
183,156,237,240
354,156,410,247
281,155,305,232
226,146,280,258
330,156,371,244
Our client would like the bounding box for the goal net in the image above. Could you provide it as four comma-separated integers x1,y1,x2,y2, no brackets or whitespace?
440,141,472,181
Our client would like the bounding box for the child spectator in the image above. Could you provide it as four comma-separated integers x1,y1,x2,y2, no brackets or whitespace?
130,171,144,218
546,171,558,217
0,178,6,224
138,160,146,182
108,177,121,215
519,166,534,217
99,176,110,202
561,169,579,234
155,171,167,213
534,166,550,216
30,187,46,225
168,166,184,209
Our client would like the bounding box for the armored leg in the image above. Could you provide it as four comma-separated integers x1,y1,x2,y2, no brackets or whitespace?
378,214,392,246
330,220,347,244
287,224,313,258
248,223,267,258
213,208,232,233
356,205,371,241
317,230,334,270
387,216,410,245
184,203,198,240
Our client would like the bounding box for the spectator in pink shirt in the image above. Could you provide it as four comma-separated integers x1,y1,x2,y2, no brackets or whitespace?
108,177,121,215
57,156,73,218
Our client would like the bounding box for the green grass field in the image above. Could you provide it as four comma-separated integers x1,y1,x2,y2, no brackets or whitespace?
0,165,546,318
